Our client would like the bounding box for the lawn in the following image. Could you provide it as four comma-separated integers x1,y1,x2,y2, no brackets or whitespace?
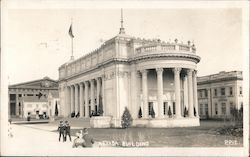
53,120,243,147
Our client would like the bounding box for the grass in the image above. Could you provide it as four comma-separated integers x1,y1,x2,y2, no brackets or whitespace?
65,121,243,147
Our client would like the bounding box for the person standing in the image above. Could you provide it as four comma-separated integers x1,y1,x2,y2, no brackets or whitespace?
58,121,65,142
64,121,72,142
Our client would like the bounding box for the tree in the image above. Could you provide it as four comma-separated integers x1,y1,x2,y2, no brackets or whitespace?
151,107,155,118
121,107,133,128
138,107,142,118
184,106,188,117
55,102,58,116
97,95,104,116
168,106,172,118
194,107,196,117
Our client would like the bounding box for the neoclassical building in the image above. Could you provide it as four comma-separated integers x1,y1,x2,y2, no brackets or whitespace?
58,19,201,128
197,71,243,119
8,77,59,119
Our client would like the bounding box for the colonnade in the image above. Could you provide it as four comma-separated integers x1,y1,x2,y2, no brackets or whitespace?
139,67,198,118
67,77,103,118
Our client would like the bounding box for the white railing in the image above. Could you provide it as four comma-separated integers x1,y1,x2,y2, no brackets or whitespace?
136,43,195,54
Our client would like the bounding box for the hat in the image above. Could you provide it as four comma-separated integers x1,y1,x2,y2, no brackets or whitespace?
83,128,88,133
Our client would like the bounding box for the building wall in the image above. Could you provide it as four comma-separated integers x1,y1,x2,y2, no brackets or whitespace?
197,71,243,119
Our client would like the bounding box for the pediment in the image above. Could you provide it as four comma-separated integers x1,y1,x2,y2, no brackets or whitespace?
9,77,58,89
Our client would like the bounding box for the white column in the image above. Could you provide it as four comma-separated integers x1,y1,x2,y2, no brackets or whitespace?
207,88,212,117
79,83,84,117
183,75,188,115
15,94,19,116
101,76,105,116
173,67,182,118
187,69,194,117
84,81,89,117
74,84,79,115
156,68,164,118
70,86,74,114
66,86,71,116
96,77,101,110
193,70,199,117
141,69,148,118
90,79,95,114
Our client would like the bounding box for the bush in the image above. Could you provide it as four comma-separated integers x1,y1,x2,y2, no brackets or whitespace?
138,107,142,118
150,107,155,118
168,106,172,118
184,107,188,117
97,95,104,116
121,107,133,128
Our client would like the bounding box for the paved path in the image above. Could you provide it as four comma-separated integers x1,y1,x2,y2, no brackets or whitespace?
4,124,101,156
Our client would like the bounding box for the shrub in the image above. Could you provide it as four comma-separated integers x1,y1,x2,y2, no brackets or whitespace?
97,95,104,116
184,107,188,117
138,107,142,118
121,107,133,128
168,106,172,118
151,107,155,118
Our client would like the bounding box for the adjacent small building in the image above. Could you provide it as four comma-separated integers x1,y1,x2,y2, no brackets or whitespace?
197,71,243,119
8,77,59,119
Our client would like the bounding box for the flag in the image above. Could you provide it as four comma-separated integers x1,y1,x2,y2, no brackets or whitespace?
68,24,74,38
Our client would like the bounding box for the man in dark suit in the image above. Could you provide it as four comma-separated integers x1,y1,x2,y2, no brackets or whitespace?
82,128,94,147
57,121,65,142
64,121,72,142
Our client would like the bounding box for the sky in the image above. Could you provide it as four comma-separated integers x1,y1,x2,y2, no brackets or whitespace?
6,7,243,85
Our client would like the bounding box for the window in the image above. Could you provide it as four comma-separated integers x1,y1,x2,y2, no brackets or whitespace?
214,89,217,96
205,90,208,97
221,88,225,96
205,104,208,116
199,90,202,98
199,104,203,115
229,87,233,96
163,102,168,115
221,103,226,115
215,103,218,115
230,102,234,114
239,87,242,95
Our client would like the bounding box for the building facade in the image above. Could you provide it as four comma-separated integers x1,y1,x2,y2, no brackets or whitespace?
197,71,243,119
58,22,201,127
8,77,59,119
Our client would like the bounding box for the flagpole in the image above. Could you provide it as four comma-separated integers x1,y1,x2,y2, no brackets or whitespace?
70,18,74,60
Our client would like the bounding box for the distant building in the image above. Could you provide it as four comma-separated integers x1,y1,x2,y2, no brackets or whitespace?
8,77,59,119
197,71,243,119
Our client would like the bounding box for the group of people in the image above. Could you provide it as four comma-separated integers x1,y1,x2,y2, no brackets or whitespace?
57,120,94,148
58,120,72,142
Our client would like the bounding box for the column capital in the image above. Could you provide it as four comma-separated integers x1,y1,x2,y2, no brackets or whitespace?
192,70,197,76
140,69,148,74
187,69,194,75
156,68,164,73
84,81,89,85
74,84,79,87
172,67,182,74
96,77,101,81
79,82,84,86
